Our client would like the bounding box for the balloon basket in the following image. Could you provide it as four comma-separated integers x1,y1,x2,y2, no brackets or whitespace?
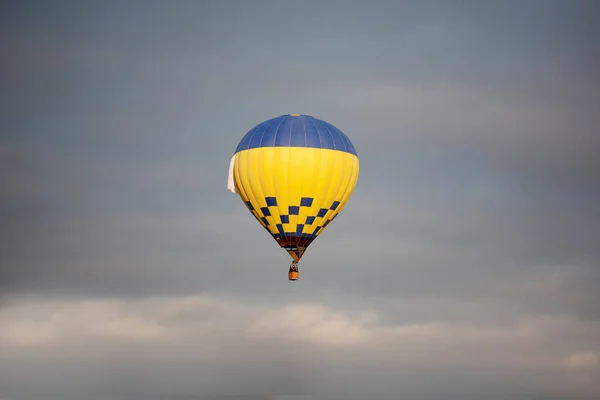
288,261,299,281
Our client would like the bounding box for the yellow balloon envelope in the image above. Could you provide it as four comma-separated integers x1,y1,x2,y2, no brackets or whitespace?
227,114,359,280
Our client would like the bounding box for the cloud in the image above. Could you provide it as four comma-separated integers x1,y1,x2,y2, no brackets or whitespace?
246,304,375,347
565,352,598,370
1,294,599,397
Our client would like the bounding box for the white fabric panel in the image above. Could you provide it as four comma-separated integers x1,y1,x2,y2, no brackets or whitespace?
227,154,237,193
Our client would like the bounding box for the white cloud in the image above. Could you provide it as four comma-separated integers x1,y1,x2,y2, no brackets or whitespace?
246,304,373,347
0,299,170,347
3,294,598,397
1,295,597,367
565,352,598,370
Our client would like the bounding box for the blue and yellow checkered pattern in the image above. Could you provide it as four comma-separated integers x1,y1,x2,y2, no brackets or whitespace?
245,196,341,240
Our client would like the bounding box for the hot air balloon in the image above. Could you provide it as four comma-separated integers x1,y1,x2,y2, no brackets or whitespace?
227,114,359,281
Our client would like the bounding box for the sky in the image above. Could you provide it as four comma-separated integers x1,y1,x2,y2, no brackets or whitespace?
1,0,599,399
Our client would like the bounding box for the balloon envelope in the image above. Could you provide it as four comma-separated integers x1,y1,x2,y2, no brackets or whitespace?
228,114,359,262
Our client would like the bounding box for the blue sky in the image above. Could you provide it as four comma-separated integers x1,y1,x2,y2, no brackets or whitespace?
1,1,599,399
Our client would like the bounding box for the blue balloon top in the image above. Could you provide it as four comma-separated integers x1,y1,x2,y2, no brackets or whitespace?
234,114,358,156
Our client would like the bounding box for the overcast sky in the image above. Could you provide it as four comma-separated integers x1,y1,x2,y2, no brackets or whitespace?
1,1,599,399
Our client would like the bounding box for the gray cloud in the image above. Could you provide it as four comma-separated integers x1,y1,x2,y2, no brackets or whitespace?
1,1,599,399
